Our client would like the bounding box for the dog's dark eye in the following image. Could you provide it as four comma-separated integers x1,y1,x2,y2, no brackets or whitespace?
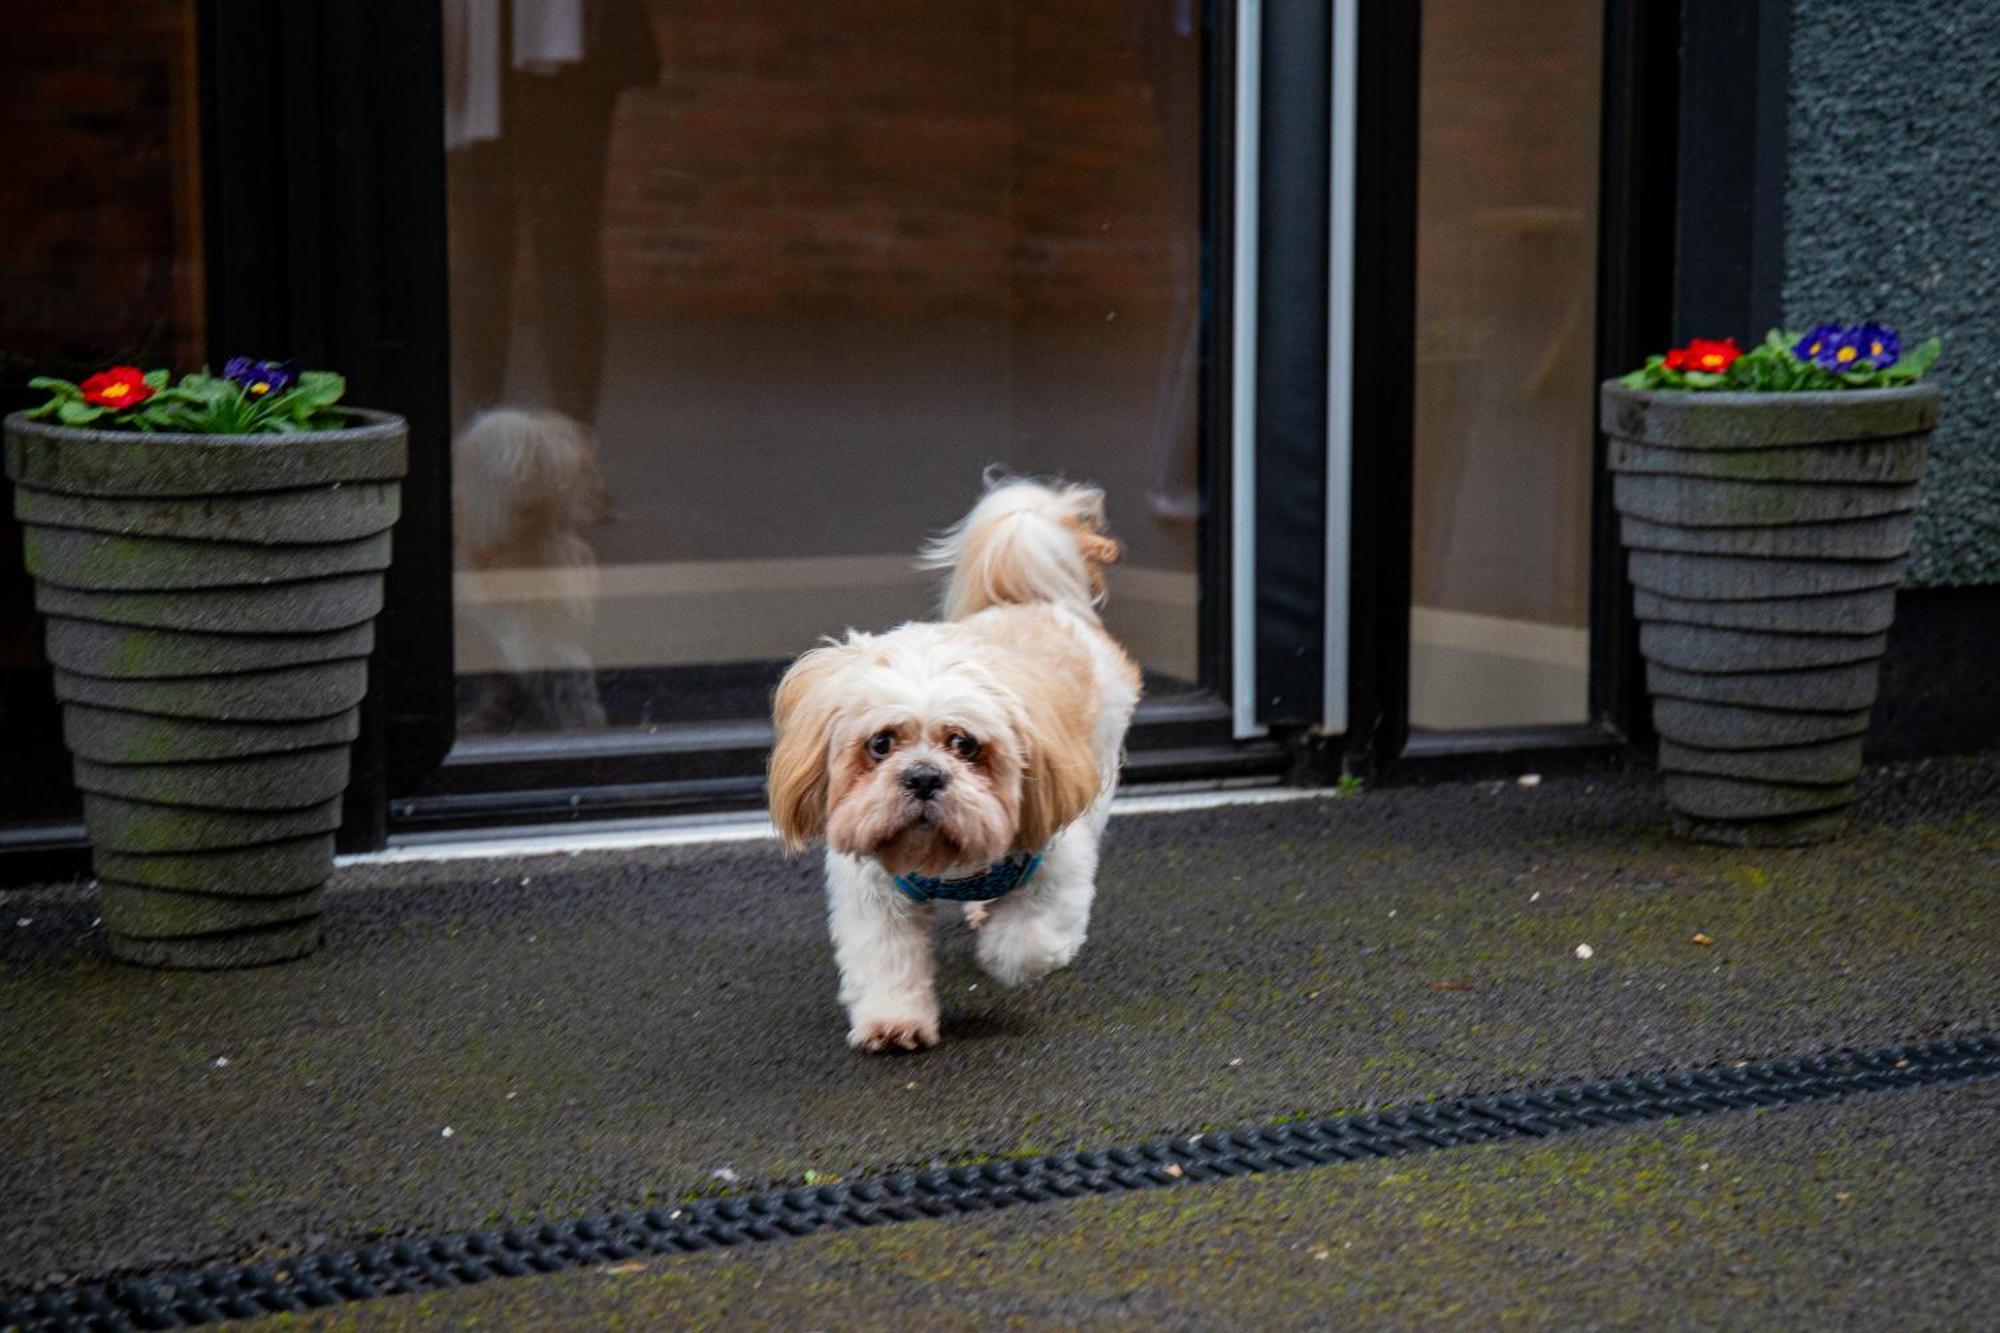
947,732,981,761
867,731,896,761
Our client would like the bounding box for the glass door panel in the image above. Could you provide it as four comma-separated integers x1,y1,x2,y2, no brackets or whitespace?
442,0,1206,737
1408,0,1603,731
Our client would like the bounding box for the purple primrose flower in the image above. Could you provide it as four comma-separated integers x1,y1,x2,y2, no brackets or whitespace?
1852,322,1901,369
1793,324,1848,371
1793,323,1901,373
223,356,301,397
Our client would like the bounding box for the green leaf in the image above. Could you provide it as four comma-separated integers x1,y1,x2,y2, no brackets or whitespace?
1896,337,1941,380
291,371,346,409
27,376,79,394
1764,329,1795,354
1683,371,1727,389
143,369,170,390
56,399,105,426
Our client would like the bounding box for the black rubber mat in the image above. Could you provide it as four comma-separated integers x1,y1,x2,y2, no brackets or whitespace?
7,1033,1995,1332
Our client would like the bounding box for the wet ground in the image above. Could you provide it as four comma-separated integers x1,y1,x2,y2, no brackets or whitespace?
4,754,1996,1323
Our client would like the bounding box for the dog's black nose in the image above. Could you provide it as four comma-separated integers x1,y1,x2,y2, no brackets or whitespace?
902,763,947,801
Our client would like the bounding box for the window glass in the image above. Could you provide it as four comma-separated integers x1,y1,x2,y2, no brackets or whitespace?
443,0,1207,736
1409,0,1603,730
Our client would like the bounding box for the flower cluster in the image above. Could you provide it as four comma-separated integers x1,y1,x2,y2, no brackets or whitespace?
1792,323,1899,373
27,358,347,434
1622,325,1939,393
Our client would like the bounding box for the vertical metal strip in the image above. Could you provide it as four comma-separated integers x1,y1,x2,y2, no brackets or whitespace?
1230,0,1264,739
1322,0,1357,735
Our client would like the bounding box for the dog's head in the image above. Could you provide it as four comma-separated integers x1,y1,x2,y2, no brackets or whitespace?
768,623,1101,876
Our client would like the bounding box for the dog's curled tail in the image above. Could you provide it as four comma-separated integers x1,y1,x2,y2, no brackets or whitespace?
918,472,1120,621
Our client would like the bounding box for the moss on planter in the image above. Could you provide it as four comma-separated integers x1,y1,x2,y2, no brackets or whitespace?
4,409,407,968
24,526,393,591
1604,384,1938,844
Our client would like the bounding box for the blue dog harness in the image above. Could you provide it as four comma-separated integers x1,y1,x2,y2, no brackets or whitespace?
892,850,1044,904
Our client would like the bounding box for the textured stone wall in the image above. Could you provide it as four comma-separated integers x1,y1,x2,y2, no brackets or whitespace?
1784,4,2000,587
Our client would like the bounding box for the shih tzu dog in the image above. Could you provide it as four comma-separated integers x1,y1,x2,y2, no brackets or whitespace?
768,476,1142,1052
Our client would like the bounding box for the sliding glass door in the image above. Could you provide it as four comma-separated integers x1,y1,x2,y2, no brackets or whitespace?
440,0,1210,746
1407,0,1605,732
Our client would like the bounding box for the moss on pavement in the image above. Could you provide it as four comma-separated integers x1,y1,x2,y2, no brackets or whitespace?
3,754,1995,1292
259,1079,2000,1330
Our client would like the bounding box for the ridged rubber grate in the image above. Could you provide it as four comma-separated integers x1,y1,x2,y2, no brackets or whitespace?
7,1033,1996,1331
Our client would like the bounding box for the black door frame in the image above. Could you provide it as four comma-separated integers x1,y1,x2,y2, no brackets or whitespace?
1325,0,1785,786
212,0,1294,842
199,0,457,850
1349,0,1680,779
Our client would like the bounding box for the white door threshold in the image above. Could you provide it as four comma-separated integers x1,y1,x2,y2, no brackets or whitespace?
339,780,1347,868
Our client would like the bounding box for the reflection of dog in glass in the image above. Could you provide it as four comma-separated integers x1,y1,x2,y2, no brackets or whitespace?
768,477,1142,1052
454,407,610,732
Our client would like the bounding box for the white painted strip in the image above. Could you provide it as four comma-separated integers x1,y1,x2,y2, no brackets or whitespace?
1107,784,1338,817
1231,0,1264,740
1322,0,1358,735
335,782,1345,869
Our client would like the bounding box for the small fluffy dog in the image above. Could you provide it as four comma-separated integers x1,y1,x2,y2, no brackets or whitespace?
768,477,1142,1052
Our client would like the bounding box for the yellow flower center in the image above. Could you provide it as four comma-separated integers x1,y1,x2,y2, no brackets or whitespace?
249,381,271,395
1807,341,1822,356
101,382,130,399
1836,345,1858,363
1870,341,1885,357
1699,354,1726,369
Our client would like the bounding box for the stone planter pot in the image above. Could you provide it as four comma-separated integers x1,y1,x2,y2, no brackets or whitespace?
1603,384,1938,845
4,409,406,967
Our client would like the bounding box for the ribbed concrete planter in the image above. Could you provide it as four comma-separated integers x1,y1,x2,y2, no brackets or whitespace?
4,409,406,967
1603,384,1938,845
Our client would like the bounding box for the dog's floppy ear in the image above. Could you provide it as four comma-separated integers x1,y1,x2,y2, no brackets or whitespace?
768,641,855,851
1008,667,1103,851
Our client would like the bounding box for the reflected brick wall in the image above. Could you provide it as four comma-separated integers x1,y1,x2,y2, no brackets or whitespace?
0,2,204,383
0,2,201,819
1411,0,1603,627
601,1,1199,317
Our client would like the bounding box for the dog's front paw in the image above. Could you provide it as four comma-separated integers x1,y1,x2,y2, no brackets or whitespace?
848,1010,941,1053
